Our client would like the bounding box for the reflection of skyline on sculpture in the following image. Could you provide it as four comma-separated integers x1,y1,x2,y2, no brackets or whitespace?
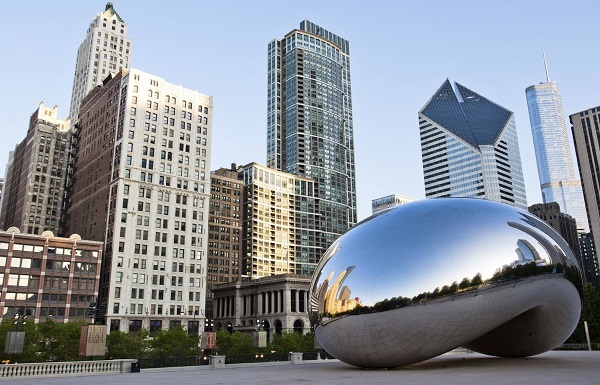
318,266,361,315
312,199,579,307
310,198,583,368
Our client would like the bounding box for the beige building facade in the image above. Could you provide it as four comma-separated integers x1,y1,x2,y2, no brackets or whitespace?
240,163,321,279
211,274,311,339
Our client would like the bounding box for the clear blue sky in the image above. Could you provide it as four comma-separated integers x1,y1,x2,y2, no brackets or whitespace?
2,0,599,221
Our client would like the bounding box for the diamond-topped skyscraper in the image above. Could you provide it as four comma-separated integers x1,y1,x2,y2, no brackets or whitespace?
267,21,357,254
525,57,589,232
419,80,527,208
69,3,132,121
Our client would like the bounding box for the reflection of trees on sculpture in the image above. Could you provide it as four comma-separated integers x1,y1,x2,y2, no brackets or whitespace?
332,264,581,317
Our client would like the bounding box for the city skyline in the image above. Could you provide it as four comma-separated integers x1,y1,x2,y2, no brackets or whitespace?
3,1,600,221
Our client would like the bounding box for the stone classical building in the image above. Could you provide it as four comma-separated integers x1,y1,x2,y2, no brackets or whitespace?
0,227,103,323
211,274,311,340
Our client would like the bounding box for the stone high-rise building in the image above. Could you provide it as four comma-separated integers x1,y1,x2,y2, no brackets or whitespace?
528,202,582,267
267,21,356,252
570,106,600,287
70,2,132,121
207,166,243,289
0,103,70,234
419,80,527,209
65,68,212,334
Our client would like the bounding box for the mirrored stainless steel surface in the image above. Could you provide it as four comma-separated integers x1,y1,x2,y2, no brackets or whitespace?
310,198,582,368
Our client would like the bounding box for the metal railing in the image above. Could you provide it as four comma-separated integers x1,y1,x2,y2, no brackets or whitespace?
225,353,289,364
554,343,600,350
137,356,210,369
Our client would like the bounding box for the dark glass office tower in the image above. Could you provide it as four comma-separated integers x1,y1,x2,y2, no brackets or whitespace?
267,21,356,254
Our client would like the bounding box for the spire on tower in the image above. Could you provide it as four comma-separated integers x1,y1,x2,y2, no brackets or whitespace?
543,51,550,82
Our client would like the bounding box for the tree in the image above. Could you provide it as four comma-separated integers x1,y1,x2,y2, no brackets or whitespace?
215,330,254,355
458,277,471,290
37,319,84,361
567,283,600,344
471,273,483,286
106,329,149,359
269,331,314,353
0,318,43,363
148,326,200,357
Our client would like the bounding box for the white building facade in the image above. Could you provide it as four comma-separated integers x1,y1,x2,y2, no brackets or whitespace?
419,80,527,209
66,68,212,334
69,2,132,121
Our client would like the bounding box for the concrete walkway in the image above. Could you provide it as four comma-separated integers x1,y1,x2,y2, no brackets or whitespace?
6,351,600,385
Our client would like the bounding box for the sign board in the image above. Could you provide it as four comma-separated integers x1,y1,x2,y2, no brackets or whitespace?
201,331,217,349
79,325,107,357
253,331,267,348
4,332,25,355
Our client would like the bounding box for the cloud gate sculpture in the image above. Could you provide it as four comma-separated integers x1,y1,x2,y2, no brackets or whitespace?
310,198,582,368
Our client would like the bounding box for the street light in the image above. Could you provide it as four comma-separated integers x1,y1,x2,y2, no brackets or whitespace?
13,312,27,331
5,312,27,362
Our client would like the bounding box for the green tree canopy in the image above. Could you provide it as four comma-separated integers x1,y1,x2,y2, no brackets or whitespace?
148,326,200,358
106,329,149,359
269,331,314,353
215,330,254,355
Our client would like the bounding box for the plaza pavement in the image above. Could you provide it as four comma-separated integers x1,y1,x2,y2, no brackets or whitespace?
6,350,600,385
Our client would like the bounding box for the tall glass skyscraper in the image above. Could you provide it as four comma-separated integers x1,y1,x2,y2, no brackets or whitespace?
525,66,589,232
267,21,357,253
419,80,527,209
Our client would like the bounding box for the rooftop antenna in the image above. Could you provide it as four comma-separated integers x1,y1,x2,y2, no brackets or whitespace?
543,51,550,82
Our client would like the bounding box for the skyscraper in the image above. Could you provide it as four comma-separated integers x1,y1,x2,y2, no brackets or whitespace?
0,102,71,234
419,80,527,208
525,58,588,232
267,20,356,251
371,194,416,215
570,107,600,284
69,2,132,121
240,162,320,278
65,68,212,333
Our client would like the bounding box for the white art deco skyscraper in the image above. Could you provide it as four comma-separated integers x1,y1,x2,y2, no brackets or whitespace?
525,58,589,232
419,80,527,209
69,2,132,120
267,21,356,253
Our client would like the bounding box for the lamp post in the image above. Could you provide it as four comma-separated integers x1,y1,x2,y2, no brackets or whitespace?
88,301,97,324
5,312,27,363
